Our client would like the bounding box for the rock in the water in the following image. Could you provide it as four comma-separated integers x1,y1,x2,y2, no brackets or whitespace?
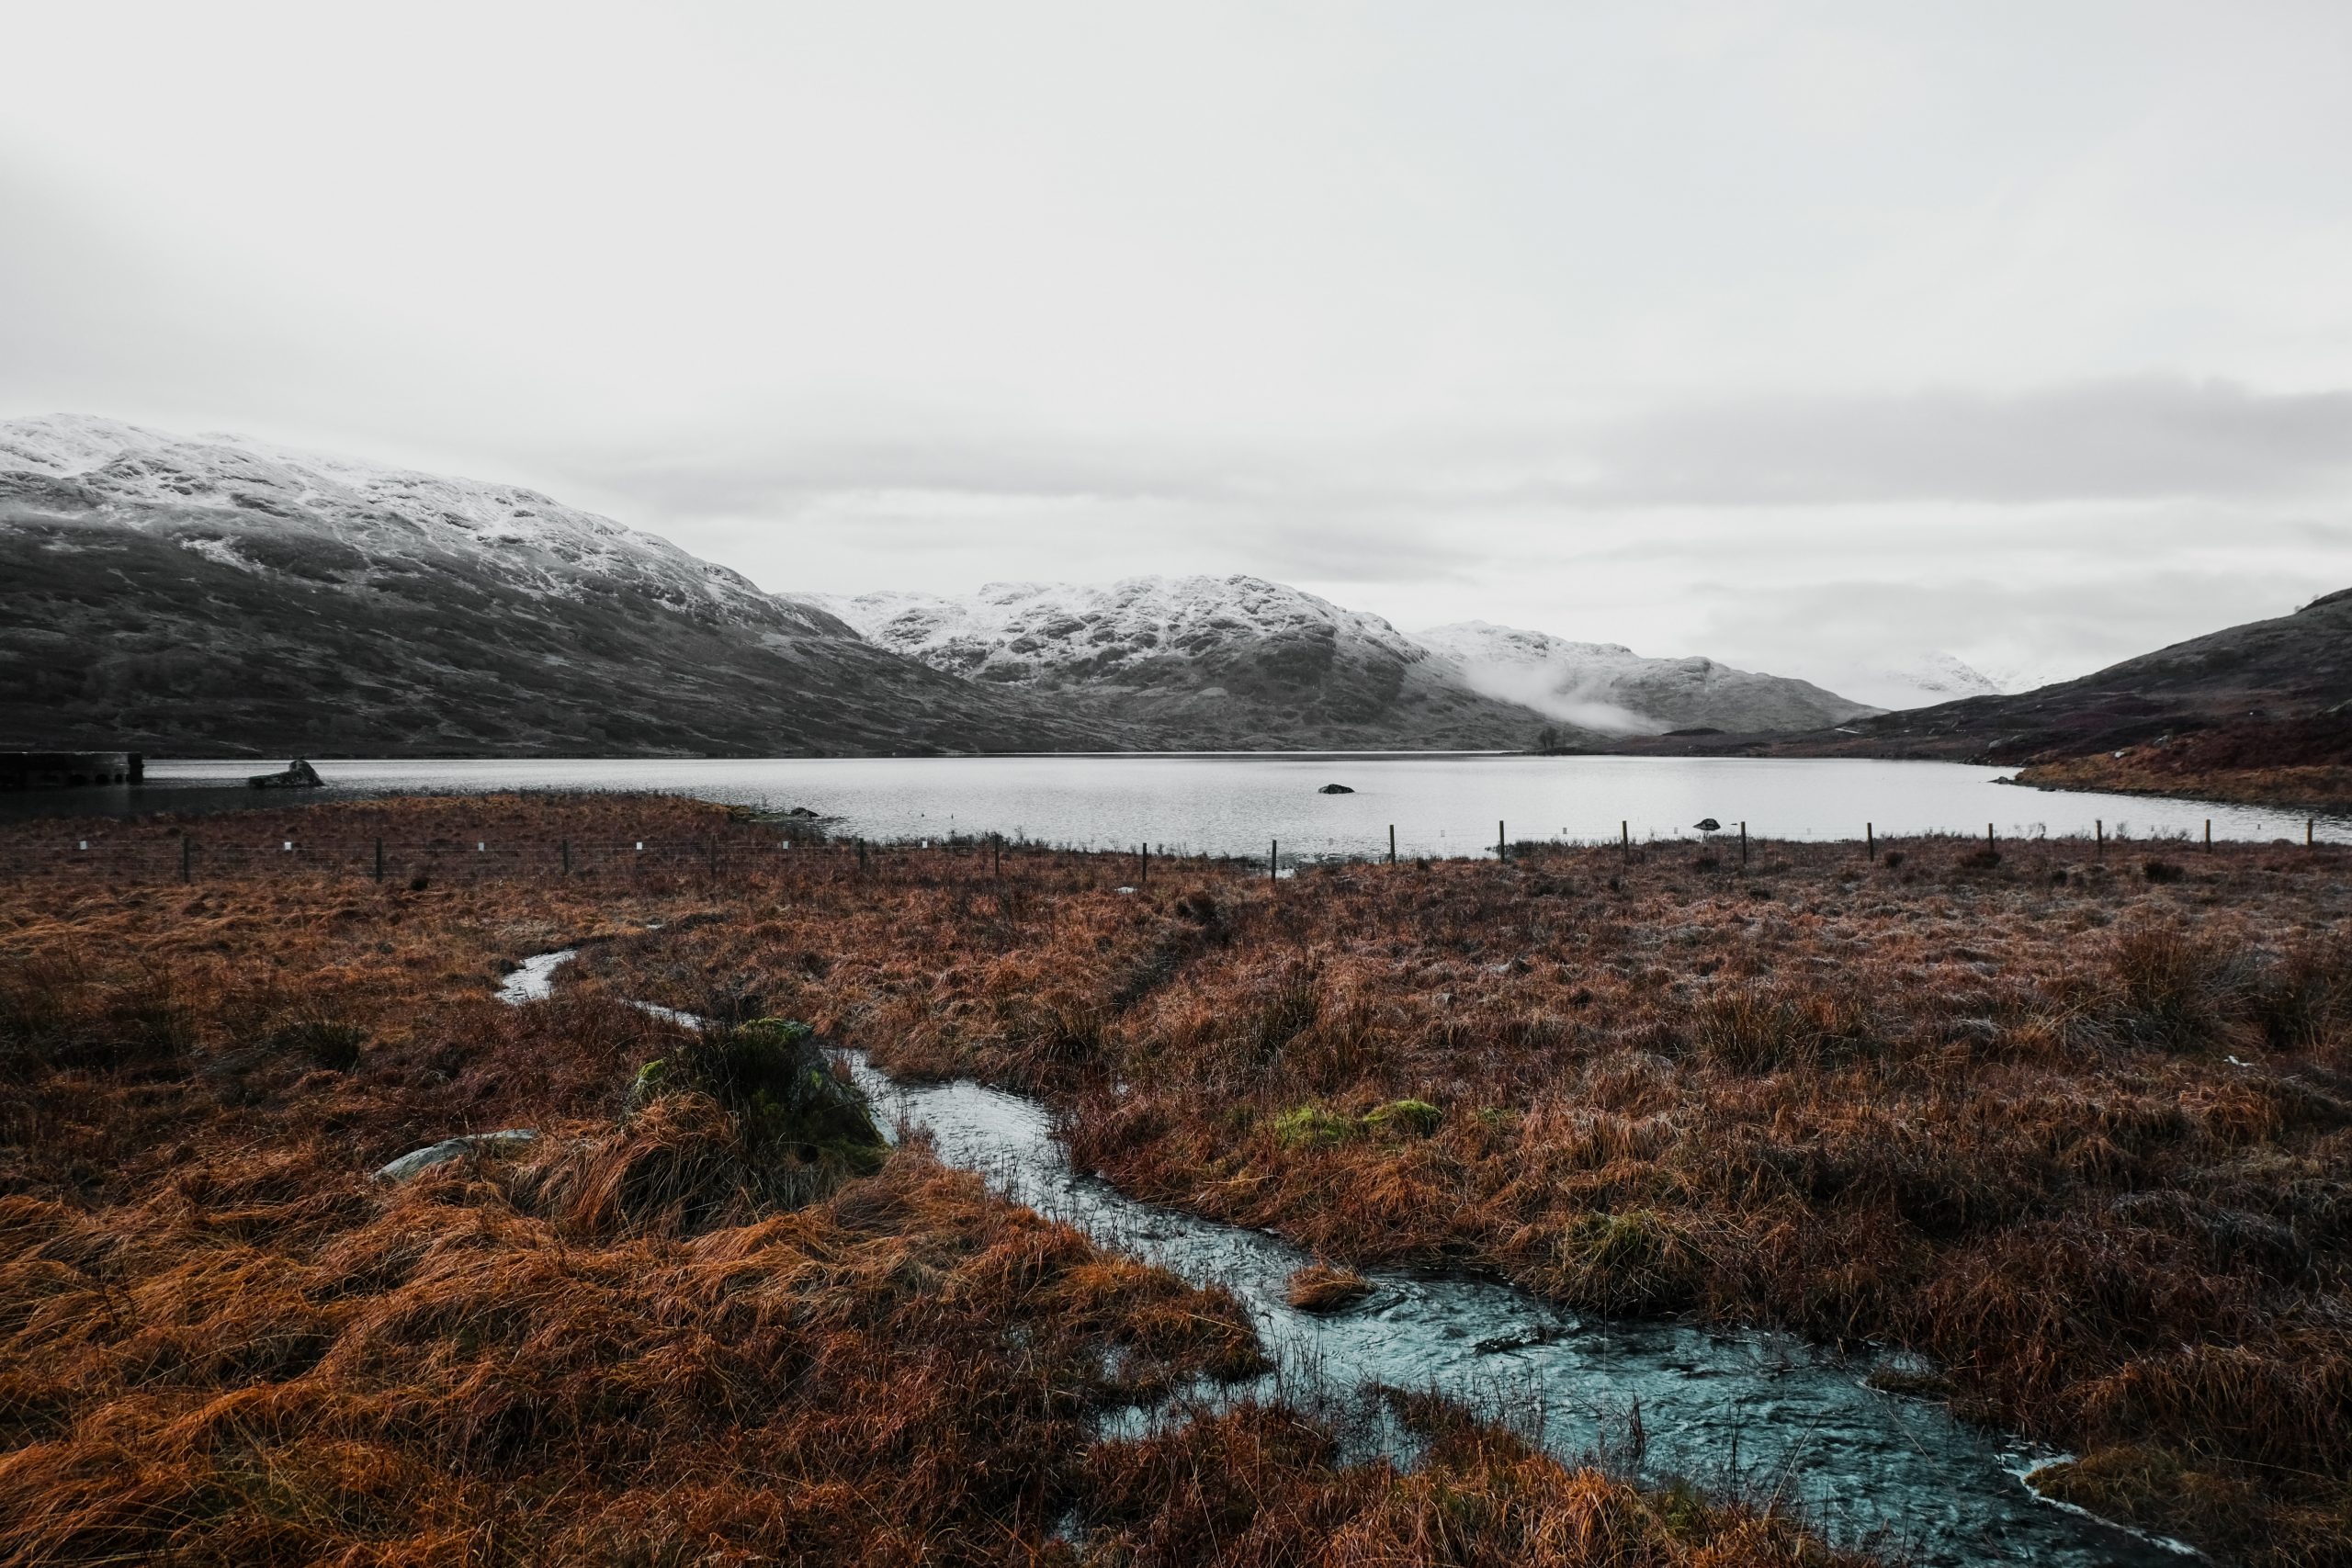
375,1128,537,1181
1693,817,1721,831
249,758,323,789
1317,783,1355,794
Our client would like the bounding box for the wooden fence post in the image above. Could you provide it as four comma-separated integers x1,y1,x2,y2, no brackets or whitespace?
2097,819,2104,856
1986,822,1996,855
1739,821,1747,868
1498,820,1506,864
1865,822,1873,863
1271,839,1278,886
1621,820,1629,859
1388,824,1396,865
2205,819,2211,852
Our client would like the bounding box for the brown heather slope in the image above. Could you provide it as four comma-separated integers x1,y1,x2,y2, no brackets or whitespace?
0,795,1865,1568
1621,588,2352,813
571,828,2352,1565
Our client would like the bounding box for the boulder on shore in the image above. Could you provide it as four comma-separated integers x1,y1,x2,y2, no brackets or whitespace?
249,759,323,789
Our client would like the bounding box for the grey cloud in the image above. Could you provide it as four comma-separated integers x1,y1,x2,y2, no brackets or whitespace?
1574,378,2352,507
575,435,1277,519
569,377,2352,542
1693,569,2324,689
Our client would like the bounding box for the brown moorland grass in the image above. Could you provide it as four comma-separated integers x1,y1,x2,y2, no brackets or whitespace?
0,795,1865,1568
544,820,2352,1565
2012,715,2352,815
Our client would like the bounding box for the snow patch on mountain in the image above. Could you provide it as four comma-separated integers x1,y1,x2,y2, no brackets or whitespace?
1413,621,1879,735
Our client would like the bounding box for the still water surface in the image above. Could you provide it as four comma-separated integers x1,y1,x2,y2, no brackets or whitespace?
26,753,2345,855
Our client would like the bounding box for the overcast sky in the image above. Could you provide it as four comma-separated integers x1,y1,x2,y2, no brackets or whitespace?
6,1,2351,697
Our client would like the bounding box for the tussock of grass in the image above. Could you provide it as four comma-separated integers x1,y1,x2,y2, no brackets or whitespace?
1284,1262,1374,1313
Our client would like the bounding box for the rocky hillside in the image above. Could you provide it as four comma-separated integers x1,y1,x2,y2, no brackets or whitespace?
806,577,1561,750
1411,620,1879,734
0,416,1128,756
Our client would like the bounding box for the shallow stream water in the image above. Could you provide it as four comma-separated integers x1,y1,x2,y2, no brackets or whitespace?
497,949,2190,1565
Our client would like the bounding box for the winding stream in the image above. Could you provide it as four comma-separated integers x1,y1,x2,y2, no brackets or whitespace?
498,949,2189,1565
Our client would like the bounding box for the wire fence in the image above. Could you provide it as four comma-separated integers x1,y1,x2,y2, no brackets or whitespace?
4,810,2334,888
0,831,1245,887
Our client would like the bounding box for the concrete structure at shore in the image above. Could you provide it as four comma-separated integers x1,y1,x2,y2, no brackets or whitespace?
0,751,144,790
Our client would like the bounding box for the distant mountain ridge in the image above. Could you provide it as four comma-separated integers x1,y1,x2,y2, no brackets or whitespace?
1411,620,1880,735
803,576,1555,750
1837,651,2007,713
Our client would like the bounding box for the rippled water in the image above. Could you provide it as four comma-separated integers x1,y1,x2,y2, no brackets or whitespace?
17,752,2341,855
495,949,2192,1562
477,936,2207,1562
842,1059,2191,1567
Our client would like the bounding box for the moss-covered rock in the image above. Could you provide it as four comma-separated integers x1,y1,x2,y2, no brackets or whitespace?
1272,1105,1354,1149
1363,1099,1442,1136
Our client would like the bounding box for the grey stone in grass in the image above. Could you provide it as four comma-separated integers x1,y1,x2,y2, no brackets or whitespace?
374,1129,537,1182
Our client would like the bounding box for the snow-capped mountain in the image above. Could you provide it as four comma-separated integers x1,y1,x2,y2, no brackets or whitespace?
1828,652,2007,713
0,414,1123,756
0,414,846,640
1411,621,1879,734
805,577,1560,750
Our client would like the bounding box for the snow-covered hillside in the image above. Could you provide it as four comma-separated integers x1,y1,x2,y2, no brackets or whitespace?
806,576,1559,749
0,414,1123,756
811,576,1429,691
1412,621,1879,734
0,413,847,639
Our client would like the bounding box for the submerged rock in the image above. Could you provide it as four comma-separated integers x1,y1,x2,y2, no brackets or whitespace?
375,1128,537,1182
